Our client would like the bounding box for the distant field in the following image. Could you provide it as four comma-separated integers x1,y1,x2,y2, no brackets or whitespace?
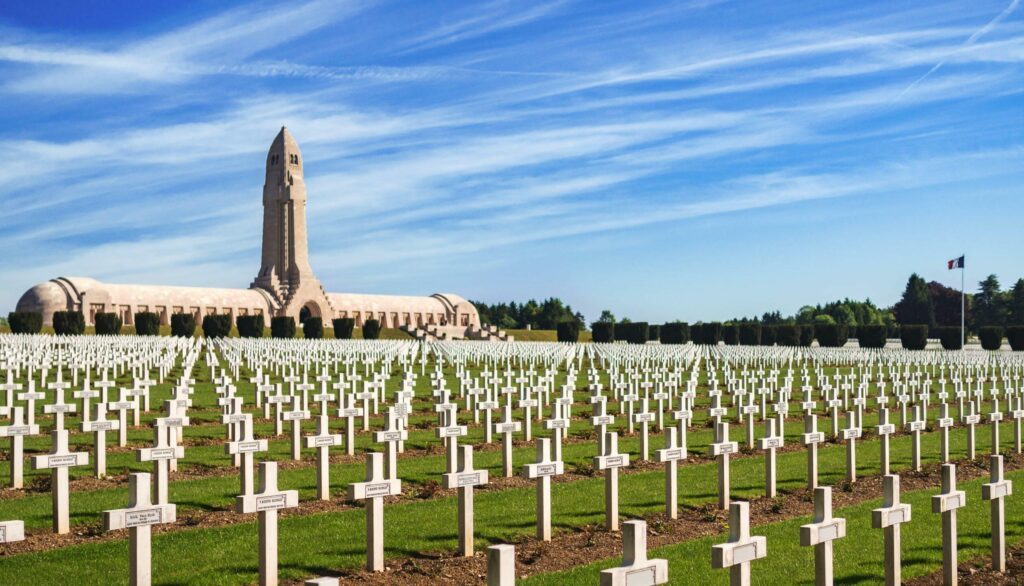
505,329,594,342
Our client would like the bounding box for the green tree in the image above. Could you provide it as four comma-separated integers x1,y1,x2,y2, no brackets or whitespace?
813,314,836,325
894,273,935,327
1008,278,1024,325
597,310,616,324
973,274,1008,328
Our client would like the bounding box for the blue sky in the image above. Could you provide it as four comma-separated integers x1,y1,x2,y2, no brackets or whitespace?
0,0,1021,323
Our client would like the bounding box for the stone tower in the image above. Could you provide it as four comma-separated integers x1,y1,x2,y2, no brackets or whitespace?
251,127,333,321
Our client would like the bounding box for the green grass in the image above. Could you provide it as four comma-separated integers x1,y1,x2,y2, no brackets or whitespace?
523,468,1024,585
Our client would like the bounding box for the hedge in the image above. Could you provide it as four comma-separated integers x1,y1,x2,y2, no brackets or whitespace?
857,324,887,349
900,325,928,350
591,322,614,343
236,315,265,338
171,314,196,338
332,318,355,339
702,322,723,345
556,321,581,343
133,312,160,336
978,326,1004,351
815,324,847,348
52,311,85,335
362,319,381,340
738,323,761,346
935,326,962,350
303,317,324,339
271,316,296,339
722,324,739,346
614,322,648,344
648,325,661,342
759,325,776,346
1008,326,1024,351
799,325,814,346
660,322,689,345
8,312,42,334
776,325,800,346
200,314,232,338
94,312,122,335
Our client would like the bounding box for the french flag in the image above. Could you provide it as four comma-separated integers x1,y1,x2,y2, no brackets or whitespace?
947,255,964,270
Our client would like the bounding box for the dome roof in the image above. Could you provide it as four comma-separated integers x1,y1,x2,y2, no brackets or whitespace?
16,280,74,314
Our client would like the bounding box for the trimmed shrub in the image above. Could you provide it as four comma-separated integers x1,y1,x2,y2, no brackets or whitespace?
722,324,739,345
362,319,381,340
1006,326,1024,351
613,322,648,344
648,325,661,342
8,311,43,334
332,318,355,339
94,312,122,335
556,321,581,343
270,316,296,339
899,325,928,350
978,326,1004,351
815,324,847,348
705,322,723,345
133,312,160,336
591,322,614,343
738,323,761,346
776,325,800,346
935,326,962,350
52,311,85,335
236,315,265,338
202,314,232,338
171,313,196,338
760,325,776,346
303,317,324,339
799,325,814,346
857,325,887,349
660,322,690,345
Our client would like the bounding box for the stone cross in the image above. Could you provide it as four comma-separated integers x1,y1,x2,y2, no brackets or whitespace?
108,389,137,447
137,424,184,505
495,402,521,477
373,407,408,480
711,501,767,586
487,544,515,586
236,462,299,586
989,399,1003,456
841,410,861,482
336,392,363,456
931,464,966,586
81,402,120,478
800,487,846,586
442,445,489,556
18,380,45,427
876,407,895,475
673,397,692,460
226,414,268,496
305,414,342,500
938,402,954,463
802,414,824,490
45,370,75,430
907,405,926,471
981,454,1013,572
283,396,311,461
591,397,616,455
543,400,570,463
1011,395,1023,454
710,421,738,509
74,382,99,425
522,438,563,541
348,452,402,572
600,520,669,586
964,401,980,460
656,427,685,519
634,398,655,461
0,519,25,544
758,418,783,497
0,406,38,488
594,431,630,531
266,385,291,436
871,474,912,586
104,472,177,586
31,428,88,534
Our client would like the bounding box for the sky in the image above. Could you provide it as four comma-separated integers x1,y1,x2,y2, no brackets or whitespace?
0,0,1021,324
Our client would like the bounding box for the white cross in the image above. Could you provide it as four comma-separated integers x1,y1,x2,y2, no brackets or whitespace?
522,438,563,541
104,472,177,586
442,445,489,556
871,474,912,585
712,501,767,586
348,452,402,572
982,454,1013,572
599,520,669,585
305,414,342,500
594,431,630,531
226,414,268,496
31,428,88,534
931,463,966,585
0,406,39,488
81,402,120,478
800,487,846,586
236,462,299,586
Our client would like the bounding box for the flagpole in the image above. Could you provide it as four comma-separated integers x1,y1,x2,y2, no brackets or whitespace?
960,253,965,350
